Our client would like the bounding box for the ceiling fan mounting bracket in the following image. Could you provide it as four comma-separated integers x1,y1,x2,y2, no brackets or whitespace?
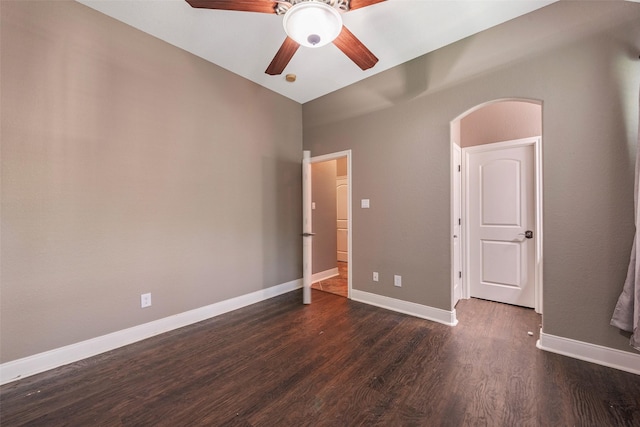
275,0,349,15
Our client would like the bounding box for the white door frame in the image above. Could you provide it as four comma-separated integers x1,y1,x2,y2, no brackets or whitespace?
460,137,543,313
305,150,353,300
451,143,462,308
302,151,312,304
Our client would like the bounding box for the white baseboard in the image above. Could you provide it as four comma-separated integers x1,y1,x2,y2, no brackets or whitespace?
537,330,640,375
351,289,458,326
0,279,302,385
311,267,339,284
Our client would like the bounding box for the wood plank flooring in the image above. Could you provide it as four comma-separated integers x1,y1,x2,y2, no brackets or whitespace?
2,290,640,426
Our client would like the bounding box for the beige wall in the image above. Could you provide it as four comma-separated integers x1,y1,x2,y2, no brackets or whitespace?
336,157,347,177
0,1,302,363
303,2,640,353
460,101,542,147
311,161,337,274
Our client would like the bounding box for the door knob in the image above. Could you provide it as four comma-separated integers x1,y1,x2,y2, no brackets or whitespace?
302,232,316,237
519,230,533,239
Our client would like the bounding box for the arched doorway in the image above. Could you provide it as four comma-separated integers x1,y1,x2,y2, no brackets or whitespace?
451,99,543,313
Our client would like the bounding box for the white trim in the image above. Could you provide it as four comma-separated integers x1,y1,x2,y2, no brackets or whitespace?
309,150,351,164
461,137,469,301
0,279,302,385
537,330,640,375
311,267,339,284
351,289,458,326
451,142,462,307
310,150,352,300
303,150,312,304
534,137,544,313
462,136,539,153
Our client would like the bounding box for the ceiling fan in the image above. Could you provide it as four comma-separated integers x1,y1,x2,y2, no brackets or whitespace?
186,0,386,75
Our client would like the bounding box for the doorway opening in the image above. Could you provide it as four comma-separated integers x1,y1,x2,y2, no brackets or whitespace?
303,150,352,302
451,99,543,314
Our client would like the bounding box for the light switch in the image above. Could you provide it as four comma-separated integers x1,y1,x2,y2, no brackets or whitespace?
361,199,370,209
394,275,402,287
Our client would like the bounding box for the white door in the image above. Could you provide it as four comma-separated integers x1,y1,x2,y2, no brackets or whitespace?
336,177,348,262
302,151,312,304
466,140,535,308
452,145,462,306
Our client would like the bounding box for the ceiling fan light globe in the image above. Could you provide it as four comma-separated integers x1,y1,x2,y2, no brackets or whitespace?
283,2,343,48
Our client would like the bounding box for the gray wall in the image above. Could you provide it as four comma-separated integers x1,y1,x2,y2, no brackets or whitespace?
0,1,302,363
303,1,640,352
311,161,337,274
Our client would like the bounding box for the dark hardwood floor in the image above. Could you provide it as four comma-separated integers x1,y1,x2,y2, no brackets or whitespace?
2,290,640,426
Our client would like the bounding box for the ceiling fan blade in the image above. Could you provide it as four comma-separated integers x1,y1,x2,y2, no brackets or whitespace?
185,0,277,14
265,37,300,75
348,0,386,11
333,26,378,71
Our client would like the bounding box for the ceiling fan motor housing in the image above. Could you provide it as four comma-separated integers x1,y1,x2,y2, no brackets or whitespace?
282,1,344,48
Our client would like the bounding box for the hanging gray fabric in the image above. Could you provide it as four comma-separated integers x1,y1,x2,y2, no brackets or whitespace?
610,93,640,352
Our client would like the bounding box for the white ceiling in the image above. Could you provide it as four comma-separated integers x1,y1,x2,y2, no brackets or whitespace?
77,0,557,104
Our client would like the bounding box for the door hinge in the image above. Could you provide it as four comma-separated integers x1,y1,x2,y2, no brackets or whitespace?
459,271,462,278
458,218,461,225
458,165,461,172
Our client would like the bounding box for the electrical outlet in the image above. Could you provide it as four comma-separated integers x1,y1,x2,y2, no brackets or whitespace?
394,275,402,287
373,272,379,282
141,293,152,308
